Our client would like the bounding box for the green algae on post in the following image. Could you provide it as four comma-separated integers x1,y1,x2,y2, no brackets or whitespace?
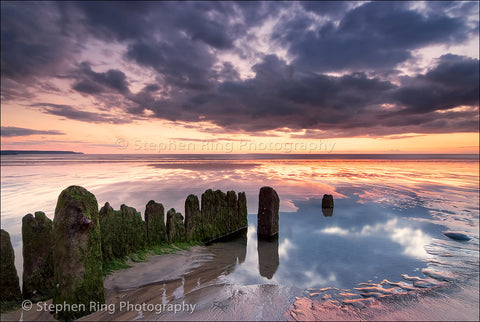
22,211,54,302
0,229,22,313
119,204,147,253
53,186,104,320
214,190,228,237
145,200,167,245
185,194,203,242
238,192,248,229
201,189,217,240
166,208,185,243
199,189,248,243
99,202,118,261
226,190,238,233
99,203,147,261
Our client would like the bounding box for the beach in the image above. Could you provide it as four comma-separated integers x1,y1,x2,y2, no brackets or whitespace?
1,154,479,321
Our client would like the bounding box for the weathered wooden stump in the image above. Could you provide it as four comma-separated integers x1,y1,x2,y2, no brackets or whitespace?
166,208,185,243
185,195,202,241
53,186,104,320
145,200,167,245
22,211,54,301
0,229,22,308
237,192,248,230
257,187,279,237
322,194,334,208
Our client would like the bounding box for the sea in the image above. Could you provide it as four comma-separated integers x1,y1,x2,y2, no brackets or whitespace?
1,153,479,318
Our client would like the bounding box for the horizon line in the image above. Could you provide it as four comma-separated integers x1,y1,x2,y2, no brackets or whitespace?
1,150,479,155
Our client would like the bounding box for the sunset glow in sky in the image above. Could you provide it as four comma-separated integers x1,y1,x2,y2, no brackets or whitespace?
1,1,479,154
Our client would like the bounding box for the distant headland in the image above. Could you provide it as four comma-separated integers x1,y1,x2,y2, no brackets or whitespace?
0,150,84,155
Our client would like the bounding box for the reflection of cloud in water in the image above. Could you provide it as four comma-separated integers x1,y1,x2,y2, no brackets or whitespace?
391,226,431,258
318,218,431,259
223,194,445,290
281,200,299,212
303,270,337,287
278,238,296,260
319,226,350,236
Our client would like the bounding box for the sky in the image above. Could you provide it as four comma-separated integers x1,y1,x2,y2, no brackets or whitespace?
1,1,479,154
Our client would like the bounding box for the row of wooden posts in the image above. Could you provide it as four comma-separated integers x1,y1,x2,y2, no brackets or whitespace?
0,185,282,320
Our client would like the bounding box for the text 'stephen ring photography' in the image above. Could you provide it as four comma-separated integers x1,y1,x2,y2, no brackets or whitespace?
0,1,479,322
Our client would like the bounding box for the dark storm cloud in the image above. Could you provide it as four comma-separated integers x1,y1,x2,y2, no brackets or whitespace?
72,1,245,91
1,126,65,137
1,1,478,137
284,1,471,73
300,1,358,19
0,2,80,81
416,0,480,20
215,62,241,82
126,39,216,91
170,2,237,50
129,53,478,136
425,54,480,88
71,62,130,95
392,55,479,114
31,103,131,124
70,1,157,41
74,1,239,48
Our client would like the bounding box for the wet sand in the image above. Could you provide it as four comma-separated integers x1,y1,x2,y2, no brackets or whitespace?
1,240,295,321
84,239,297,321
2,240,478,321
287,279,479,321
